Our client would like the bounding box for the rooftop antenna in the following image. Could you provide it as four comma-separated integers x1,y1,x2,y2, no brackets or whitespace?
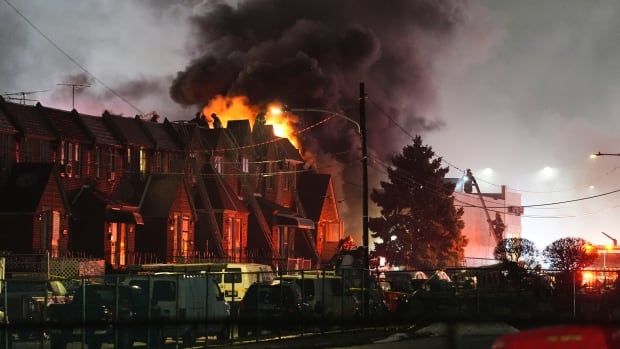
2,89,49,104
56,83,91,109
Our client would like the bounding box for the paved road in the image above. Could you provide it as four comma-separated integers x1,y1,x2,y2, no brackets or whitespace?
10,323,514,348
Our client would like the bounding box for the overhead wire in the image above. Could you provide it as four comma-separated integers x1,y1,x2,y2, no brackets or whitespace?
365,153,604,219
368,98,620,194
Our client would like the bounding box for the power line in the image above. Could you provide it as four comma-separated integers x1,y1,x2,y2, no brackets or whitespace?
2,0,144,114
367,95,620,196
367,96,466,174
365,154,619,219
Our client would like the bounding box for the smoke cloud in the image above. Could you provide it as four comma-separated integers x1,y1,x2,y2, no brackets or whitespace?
170,0,476,240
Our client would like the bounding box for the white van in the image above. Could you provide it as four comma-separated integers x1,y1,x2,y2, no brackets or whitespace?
124,273,230,346
282,271,358,321
217,263,274,304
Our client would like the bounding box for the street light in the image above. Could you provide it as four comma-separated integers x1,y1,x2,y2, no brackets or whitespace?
591,152,620,158
273,83,370,319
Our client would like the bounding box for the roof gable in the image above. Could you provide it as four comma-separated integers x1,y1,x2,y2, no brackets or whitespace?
200,164,248,212
297,172,331,221
226,120,252,147
0,163,68,213
79,113,120,145
103,112,153,148
0,100,55,139
139,174,192,217
37,105,92,143
0,103,18,134
140,120,182,152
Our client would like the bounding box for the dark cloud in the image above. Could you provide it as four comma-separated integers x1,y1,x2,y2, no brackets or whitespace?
170,0,472,238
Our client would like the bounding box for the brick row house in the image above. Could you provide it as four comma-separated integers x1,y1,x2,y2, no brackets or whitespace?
0,97,343,269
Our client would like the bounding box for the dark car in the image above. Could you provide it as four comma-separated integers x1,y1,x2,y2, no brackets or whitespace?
47,284,146,349
1,279,67,341
237,281,311,337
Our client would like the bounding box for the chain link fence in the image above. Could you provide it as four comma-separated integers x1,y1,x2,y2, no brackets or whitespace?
0,265,618,348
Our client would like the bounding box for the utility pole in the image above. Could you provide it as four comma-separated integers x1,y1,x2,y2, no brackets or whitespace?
360,82,370,319
56,83,91,109
360,82,369,263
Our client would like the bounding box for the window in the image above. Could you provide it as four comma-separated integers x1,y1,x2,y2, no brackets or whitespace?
109,148,116,171
0,134,9,169
139,148,147,174
214,156,222,174
241,156,249,173
94,147,101,179
74,143,80,177
155,152,162,173
181,216,190,257
126,148,132,173
224,268,242,284
39,140,49,162
23,139,31,162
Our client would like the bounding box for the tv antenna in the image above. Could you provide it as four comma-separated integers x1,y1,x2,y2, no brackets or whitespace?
56,83,91,109
2,89,49,105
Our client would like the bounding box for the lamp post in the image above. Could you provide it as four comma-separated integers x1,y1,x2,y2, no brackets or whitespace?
273,85,368,271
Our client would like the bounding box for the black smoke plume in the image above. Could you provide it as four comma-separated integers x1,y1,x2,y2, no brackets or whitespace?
170,0,470,240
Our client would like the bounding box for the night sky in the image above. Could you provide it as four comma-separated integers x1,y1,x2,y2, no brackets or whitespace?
2,0,620,250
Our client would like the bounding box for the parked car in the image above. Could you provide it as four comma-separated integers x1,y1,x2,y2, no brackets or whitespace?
0,309,11,349
281,272,358,324
124,273,230,346
3,279,67,340
217,263,274,305
47,283,145,349
238,281,311,337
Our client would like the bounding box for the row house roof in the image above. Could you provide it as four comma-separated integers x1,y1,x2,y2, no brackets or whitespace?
0,163,69,213
79,113,119,146
139,174,195,218
0,104,18,134
226,120,253,148
0,99,56,140
140,119,182,152
103,111,154,148
273,138,304,162
36,105,92,144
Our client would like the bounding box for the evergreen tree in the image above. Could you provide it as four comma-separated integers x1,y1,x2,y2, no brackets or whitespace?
543,237,598,272
494,238,540,269
369,136,467,269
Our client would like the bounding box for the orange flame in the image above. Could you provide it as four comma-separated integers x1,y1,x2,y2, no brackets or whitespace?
201,95,301,149
201,95,258,125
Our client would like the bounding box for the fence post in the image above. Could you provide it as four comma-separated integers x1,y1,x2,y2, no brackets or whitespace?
279,270,283,339
300,270,304,338
175,273,180,349
147,274,152,348
573,270,576,319
321,269,326,334
3,279,8,349
476,268,480,316
81,277,85,349
204,272,209,349
255,277,260,342
114,275,119,349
